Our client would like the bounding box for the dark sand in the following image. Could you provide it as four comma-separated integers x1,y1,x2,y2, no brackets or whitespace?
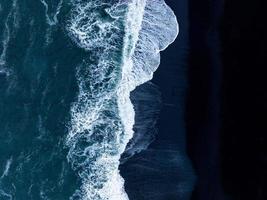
121,1,196,200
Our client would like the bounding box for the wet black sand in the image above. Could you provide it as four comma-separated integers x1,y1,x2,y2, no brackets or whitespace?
121,0,267,199
120,0,196,200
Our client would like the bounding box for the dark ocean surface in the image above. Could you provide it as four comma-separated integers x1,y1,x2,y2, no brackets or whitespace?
0,1,83,199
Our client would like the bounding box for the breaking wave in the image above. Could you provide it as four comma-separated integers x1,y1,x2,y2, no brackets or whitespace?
65,0,178,199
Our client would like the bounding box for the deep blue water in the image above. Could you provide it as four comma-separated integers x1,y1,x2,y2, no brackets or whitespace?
0,0,82,199
0,0,194,199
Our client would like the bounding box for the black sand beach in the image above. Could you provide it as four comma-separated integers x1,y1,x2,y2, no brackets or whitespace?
121,0,267,199
121,0,196,200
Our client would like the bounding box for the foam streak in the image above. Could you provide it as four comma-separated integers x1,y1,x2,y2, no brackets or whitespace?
40,0,63,26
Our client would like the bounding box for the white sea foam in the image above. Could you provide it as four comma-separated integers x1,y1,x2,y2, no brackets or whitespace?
0,189,12,200
40,0,63,26
0,157,13,179
0,2,13,66
0,0,19,67
66,0,178,199
40,0,63,45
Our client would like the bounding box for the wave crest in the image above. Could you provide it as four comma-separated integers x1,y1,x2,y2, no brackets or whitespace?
66,0,178,199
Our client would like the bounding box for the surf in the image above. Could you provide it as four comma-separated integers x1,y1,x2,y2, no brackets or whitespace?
66,0,178,199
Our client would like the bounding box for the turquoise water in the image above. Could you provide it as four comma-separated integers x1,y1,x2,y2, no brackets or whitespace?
0,0,178,199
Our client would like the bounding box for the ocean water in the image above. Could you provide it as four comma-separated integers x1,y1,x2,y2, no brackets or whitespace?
0,0,178,199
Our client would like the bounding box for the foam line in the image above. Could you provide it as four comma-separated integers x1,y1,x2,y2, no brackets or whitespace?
40,0,63,26
0,157,12,179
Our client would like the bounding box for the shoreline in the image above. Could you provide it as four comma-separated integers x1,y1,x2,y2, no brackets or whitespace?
120,0,196,199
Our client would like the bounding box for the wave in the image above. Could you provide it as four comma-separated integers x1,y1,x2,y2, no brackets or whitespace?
66,0,178,199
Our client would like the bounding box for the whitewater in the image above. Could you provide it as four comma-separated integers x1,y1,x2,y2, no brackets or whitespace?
66,0,179,199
